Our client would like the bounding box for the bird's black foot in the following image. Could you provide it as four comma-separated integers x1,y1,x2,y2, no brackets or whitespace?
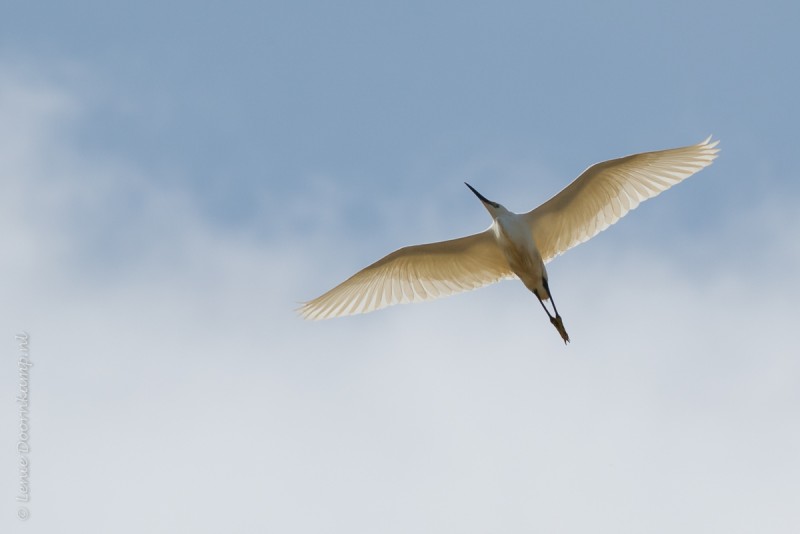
550,315,570,344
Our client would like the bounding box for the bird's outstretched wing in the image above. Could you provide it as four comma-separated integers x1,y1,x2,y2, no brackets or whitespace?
525,137,719,263
299,229,512,320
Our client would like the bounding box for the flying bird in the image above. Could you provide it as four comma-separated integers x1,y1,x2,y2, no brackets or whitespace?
299,137,719,343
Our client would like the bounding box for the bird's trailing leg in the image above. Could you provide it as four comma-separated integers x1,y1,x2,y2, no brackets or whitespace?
535,279,570,344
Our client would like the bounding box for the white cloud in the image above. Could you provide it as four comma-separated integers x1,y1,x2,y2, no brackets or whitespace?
1,65,798,534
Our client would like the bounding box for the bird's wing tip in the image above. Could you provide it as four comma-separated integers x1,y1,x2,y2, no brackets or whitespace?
701,135,720,150
295,302,320,321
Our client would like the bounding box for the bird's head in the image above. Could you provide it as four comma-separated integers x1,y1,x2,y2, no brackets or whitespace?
465,182,507,218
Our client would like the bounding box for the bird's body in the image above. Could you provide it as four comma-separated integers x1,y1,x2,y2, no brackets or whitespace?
493,208,548,299
300,137,719,343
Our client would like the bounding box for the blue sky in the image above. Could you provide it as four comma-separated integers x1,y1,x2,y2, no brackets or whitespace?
2,1,799,532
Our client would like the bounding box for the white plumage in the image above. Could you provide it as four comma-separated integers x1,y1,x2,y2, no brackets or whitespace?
300,137,719,342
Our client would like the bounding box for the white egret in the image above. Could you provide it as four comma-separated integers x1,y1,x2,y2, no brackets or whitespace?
299,137,719,343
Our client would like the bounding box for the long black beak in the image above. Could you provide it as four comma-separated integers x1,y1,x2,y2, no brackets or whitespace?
464,182,498,207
